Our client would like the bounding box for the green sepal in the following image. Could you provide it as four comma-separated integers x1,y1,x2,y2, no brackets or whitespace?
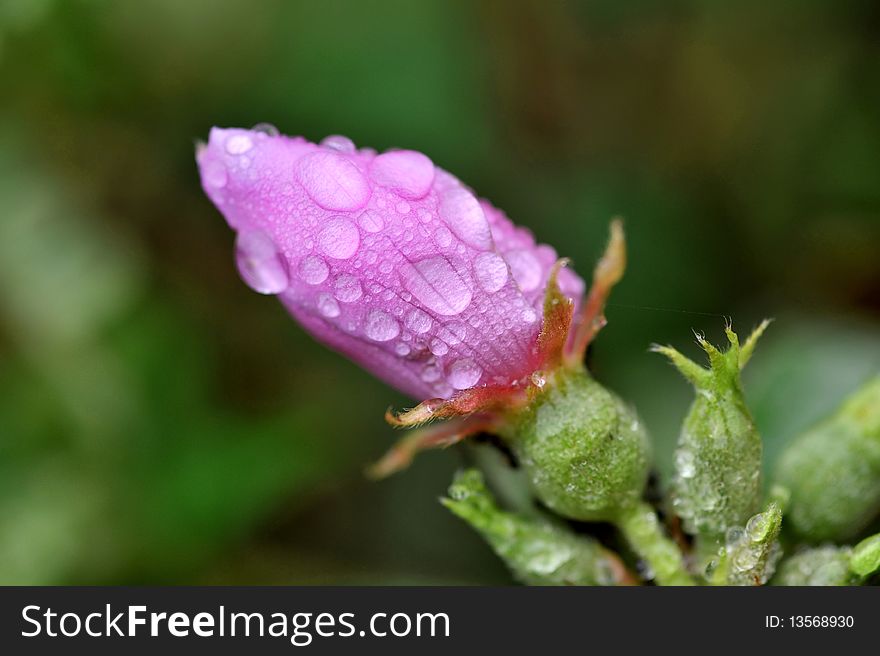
773,376,880,542
849,533,880,579
442,469,632,586
652,321,769,551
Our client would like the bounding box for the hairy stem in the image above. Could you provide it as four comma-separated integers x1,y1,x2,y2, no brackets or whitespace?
614,502,695,586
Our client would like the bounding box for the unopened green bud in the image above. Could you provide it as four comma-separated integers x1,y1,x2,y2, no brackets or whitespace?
652,321,769,550
707,502,782,586
774,376,880,542
773,546,854,586
849,533,880,580
442,469,631,586
506,365,651,522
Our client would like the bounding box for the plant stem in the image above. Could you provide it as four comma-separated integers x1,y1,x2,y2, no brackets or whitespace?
614,502,695,585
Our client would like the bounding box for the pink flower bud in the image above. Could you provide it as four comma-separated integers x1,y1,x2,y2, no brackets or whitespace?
197,127,584,400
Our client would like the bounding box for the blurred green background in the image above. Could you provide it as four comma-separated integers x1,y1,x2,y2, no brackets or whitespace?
0,0,878,584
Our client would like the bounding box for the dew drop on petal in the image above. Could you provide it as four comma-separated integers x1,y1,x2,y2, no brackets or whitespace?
405,308,432,334
421,363,442,382
234,230,289,294
297,151,370,211
474,252,508,293
358,210,384,233
225,134,253,155
364,309,400,342
438,321,467,345
506,249,542,292
203,160,227,188
430,339,449,356
394,342,411,356
252,123,279,137
334,274,363,302
448,358,482,390
297,254,329,285
318,216,360,259
400,256,472,316
522,307,538,323
434,226,453,248
439,186,492,250
320,135,356,153
317,293,340,318
369,150,435,199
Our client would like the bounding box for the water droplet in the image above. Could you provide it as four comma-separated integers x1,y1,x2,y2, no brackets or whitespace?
421,363,442,382
369,150,435,199
396,201,411,214
203,160,227,188
434,381,454,398
433,226,453,248
225,134,253,155
318,216,360,259
364,309,400,342
405,308,432,334
726,527,745,546
438,321,467,345
506,249,542,292
252,122,279,137
333,274,362,302
530,371,547,388
473,252,508,293
357,210,384,233
746,513,766,541
733,548,759,571
675,449,696,479
297,254,329,285
439,186,492,250
297,151,370,211
522,307,538,323
317,293,340,318
400,256,472,316
234,230,289,294
394,342,411,356
430,339,449,356
320,135,356,153
448,358,482,389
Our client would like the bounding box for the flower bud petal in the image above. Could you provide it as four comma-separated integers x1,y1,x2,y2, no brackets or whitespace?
197,128,585,400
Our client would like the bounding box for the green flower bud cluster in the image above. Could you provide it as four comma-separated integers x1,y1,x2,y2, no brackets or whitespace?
439,320,880,586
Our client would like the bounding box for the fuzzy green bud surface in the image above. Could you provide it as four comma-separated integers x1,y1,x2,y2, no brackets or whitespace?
774,376,880,543
506,366,651,522
653,323,768,551
772,546,854,586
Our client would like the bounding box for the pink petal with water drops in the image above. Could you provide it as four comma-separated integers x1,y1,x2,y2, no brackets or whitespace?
197,126,584,400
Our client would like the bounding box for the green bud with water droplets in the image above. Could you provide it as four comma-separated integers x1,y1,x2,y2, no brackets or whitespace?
706,502,782,586
442,469,632,586
505,365,651,522
652,321,769,553
774,375,880,543
772,546,855,586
